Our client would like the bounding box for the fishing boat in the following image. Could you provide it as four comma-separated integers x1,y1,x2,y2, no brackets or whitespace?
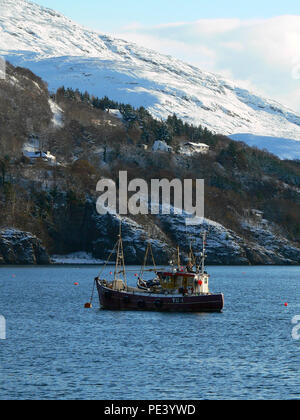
86,225,224,313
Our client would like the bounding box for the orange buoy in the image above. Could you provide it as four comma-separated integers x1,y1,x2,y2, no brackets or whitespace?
74,282,79,286
284,302,288,307
84,302,92,309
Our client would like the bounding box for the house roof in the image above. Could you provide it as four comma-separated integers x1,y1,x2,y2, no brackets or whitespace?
23,151,56,160
152,140,173,151
184,142,209,148
23,151,45,158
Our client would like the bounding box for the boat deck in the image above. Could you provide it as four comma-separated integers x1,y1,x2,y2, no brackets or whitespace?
104,283,213,298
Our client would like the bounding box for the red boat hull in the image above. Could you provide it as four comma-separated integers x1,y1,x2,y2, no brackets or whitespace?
96,281,224,313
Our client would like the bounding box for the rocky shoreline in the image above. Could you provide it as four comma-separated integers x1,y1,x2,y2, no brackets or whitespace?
1,212,300,266
0,229,50,265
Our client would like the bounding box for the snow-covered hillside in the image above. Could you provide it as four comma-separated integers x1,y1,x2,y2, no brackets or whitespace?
229,134,300,161
1,0,300,157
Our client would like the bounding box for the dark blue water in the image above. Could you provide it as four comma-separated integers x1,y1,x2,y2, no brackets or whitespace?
0,265,299,400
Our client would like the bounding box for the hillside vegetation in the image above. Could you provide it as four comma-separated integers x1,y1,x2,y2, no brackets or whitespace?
0,63,300,263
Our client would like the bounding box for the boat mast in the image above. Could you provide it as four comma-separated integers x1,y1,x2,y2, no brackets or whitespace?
189,239,196,267
177,245,181,269
120,226,127,288
114,221,127,288
114,225,121,282
139,242,149,280
201,231,207,274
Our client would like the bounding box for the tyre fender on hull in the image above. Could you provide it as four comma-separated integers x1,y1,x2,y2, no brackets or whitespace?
137,300,146,309
105,291,113,300
154,299,163,309
123,295,130,304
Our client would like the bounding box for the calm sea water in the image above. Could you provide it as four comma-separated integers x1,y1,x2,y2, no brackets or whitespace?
0,265,299,400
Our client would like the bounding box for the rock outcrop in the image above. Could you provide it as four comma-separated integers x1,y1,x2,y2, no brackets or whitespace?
89,212,300,266
46,197,300,266
0,229,50,265
240,221,300,265
91,214,173,265
2,205,299,266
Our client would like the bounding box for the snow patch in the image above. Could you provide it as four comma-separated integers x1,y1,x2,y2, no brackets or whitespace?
1,0,300,159
51,252,105,265
49,99,63,128
108,109,123,120
229,133,300,160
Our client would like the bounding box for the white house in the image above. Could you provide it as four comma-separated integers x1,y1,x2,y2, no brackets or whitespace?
22,139,56,164
23,150,56,164
152,140,173,153
137,144,148,151
251,209,264,220
106,109,123,120
182,142,210,155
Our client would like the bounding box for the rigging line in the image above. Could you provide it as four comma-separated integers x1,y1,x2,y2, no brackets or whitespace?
149,241,157,271
87,241,119,307
120,230,127,287
89,276,96,305
139,242,149,279
126,268,167,272
97,240,118,278
114,221,122,282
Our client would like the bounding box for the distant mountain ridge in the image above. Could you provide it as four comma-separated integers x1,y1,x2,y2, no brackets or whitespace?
1,0,300,158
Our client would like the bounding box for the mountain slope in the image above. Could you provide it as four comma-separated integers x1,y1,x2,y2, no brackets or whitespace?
229,134,300,161
1,62,300,265
1,0,300,154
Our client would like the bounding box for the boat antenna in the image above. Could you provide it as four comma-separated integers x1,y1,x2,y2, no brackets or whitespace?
201,231,207,274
